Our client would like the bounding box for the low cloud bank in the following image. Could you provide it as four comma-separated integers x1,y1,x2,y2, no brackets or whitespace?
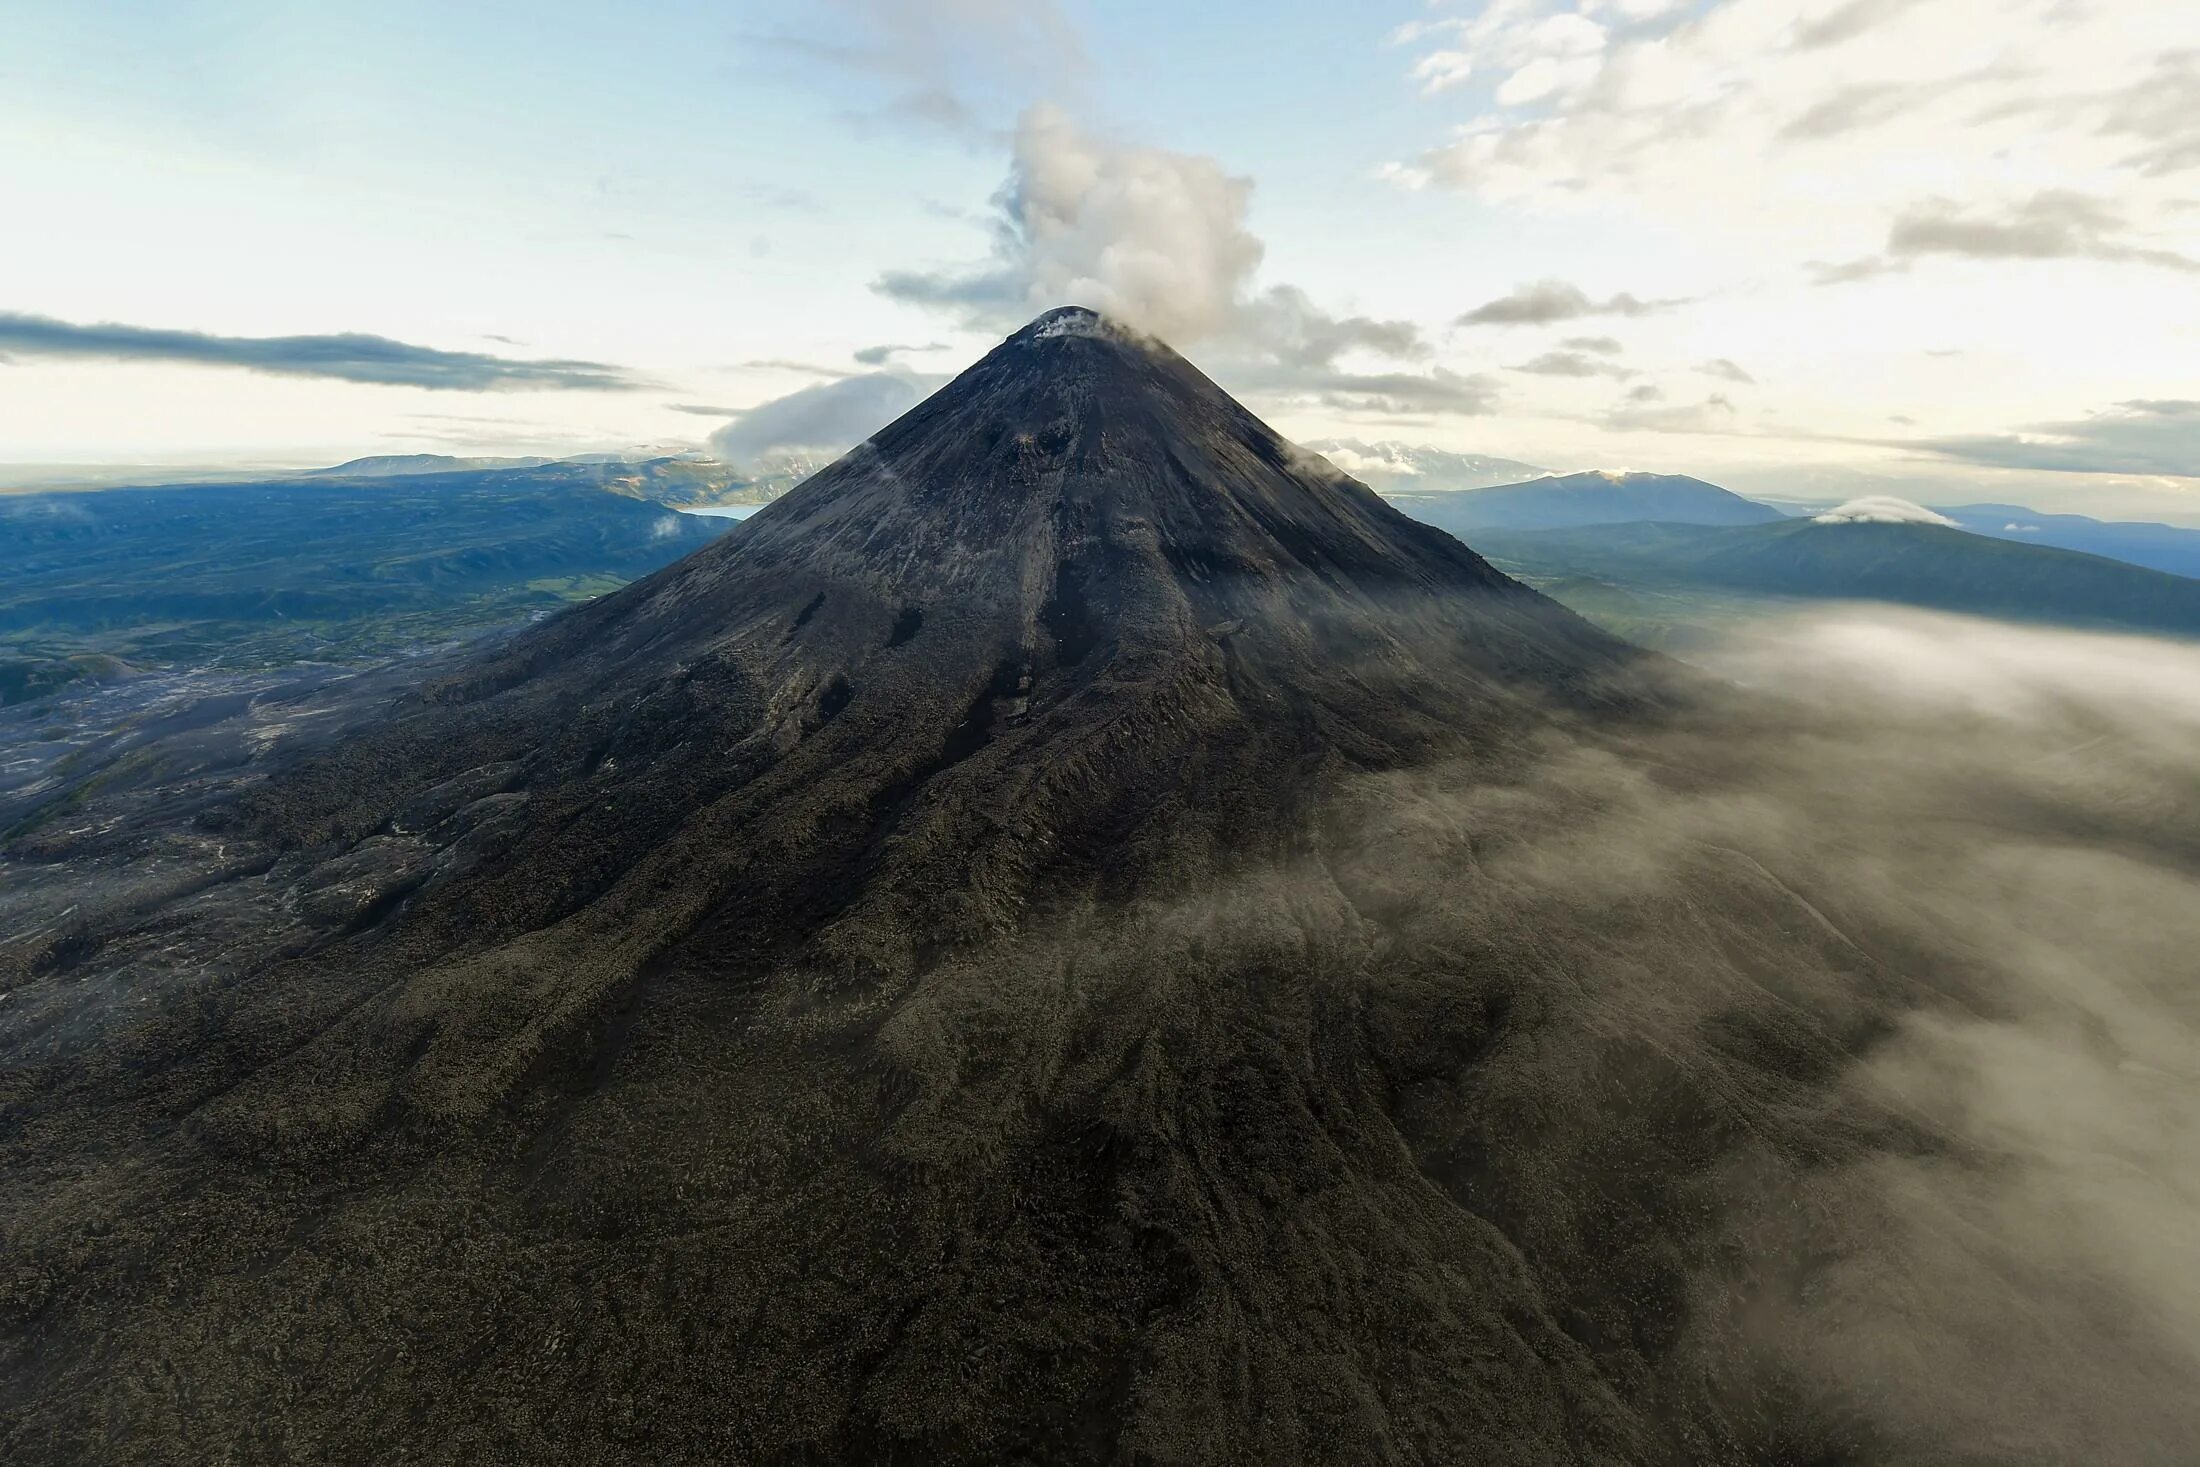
1813,494,1958,525
857,601,2200,1456
1402,608,2200,1457
706,371,933,472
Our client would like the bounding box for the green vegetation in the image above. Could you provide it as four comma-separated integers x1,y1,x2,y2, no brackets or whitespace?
0,472,737,685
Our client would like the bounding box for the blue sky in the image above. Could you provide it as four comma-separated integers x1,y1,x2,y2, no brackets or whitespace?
3,0,2196,518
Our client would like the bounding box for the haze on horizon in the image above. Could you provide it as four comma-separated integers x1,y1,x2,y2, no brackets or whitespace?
2,0,2195,520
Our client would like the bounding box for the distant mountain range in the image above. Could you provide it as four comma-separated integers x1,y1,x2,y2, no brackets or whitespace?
304,453,790,507
305,454,559,477
0,452,830,700
1933,503,2200,580
12,439,2191,705
1469,518,2200,638
1376,470,2200,639
1304,439,1544,492
1388,471,1787,532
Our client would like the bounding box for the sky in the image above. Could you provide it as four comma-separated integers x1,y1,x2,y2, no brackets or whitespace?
1,0,2195,518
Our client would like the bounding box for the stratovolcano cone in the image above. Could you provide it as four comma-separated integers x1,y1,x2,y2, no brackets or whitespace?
4,310,1725,1465
236,305,1641,986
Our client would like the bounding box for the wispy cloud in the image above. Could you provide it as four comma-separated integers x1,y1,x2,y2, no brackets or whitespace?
0,312,641,391
1457,279,1686,327
736,358,857,379
1908,399,2200,478
754,0,1087,139
853,341,948,366
1817,191,2200,283
1510,349,1629,379
1605,391,1740,434
1232,364,1502,417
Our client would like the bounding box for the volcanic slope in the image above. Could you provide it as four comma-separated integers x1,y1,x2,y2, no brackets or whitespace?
5,309,1984,1464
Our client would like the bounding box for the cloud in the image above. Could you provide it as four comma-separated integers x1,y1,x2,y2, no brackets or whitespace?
2100,50,2200,178
1380,0,2198,323
1805,255,1906,286
878,105,1478,419
1510,349,1629,378
705,372,932,469
0,311,641,391
1793,0,1919,48
1605,391,1738,433
1697,357,1755,383
1235,364,1501,418
1501,610,2200,1460
1410,50,1476,94
756,0,1087,139
1560,335,1625,354
1812,190,2199,284
1457,279,1682,327
1909,399,2200,478
1812,494,1958,525
852,342,948,366
736,358,857,379
1257,606,2200,1462
1886,191,2197,272
1302,438,1544,488
1777,81,1920,138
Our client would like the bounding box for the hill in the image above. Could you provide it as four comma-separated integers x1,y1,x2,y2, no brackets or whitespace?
0,472,732,669
1470,517,2200,637
1935,502,2200,579
305,453,556,477
1300,438,1544,491
1389,470,1788,533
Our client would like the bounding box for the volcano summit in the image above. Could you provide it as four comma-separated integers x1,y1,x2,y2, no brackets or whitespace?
8,310,2194,1464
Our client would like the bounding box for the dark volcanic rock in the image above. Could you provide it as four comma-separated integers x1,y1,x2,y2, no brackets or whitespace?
1,310,1918,1464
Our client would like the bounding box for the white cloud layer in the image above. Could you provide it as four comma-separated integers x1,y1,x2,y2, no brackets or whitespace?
1813,494,1959,525
1388,0,2199,271
1378,0,2200,512
706,371,930,471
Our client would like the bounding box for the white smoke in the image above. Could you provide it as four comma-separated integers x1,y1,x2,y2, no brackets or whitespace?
876,106,1444,408
997,103,1261,344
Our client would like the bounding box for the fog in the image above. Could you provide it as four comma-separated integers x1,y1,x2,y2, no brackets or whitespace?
898,604,2200,1459
6,595,2197,1461
1372,606,2200,1458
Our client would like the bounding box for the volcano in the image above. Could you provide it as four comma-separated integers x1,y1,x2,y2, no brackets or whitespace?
5,310,1913,1464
